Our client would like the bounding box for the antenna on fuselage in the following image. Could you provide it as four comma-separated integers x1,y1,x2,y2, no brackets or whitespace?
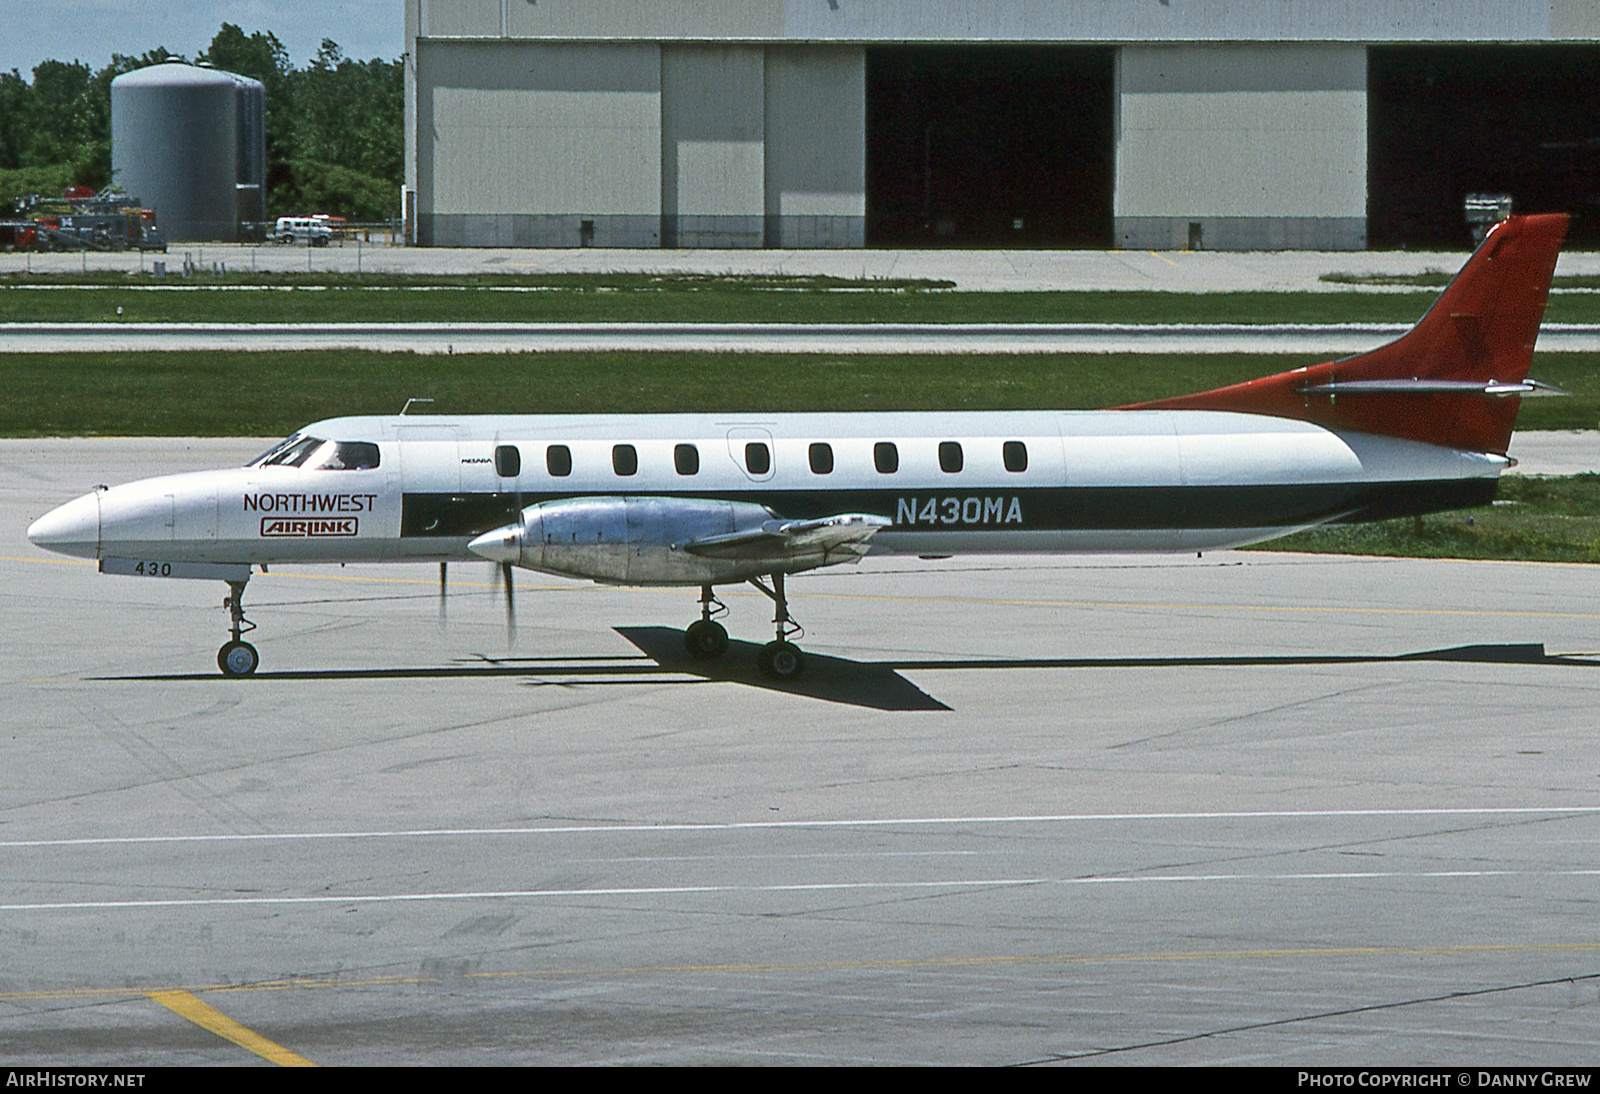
400,397,434,416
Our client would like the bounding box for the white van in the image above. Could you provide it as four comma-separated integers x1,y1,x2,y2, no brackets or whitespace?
274,217,332,246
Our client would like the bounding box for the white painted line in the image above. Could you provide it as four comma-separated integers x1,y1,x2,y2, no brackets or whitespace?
3,807,1597,850
6,869,1598,913
3,879,1044,911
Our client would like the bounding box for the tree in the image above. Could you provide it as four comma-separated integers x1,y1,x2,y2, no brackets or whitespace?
0,26,403,221
0,70,32,171
198,24,289,90
275,39,403,218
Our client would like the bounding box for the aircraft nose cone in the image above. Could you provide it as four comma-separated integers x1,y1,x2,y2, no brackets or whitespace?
27,492,100,559
468,523,523,565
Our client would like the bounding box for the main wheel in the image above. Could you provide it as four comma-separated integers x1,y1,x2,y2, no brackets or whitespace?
218,640,259,677
684,620,729,660
758,640,806,680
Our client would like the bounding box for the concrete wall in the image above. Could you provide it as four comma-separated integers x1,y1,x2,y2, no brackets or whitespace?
763,47,866,248
409,28,864,248
777,0,1585,43
506,0,783,39
413,0,1600,42
661,46,765,248
405,1,1596,250
416,40,662,247
1114,45,1367,251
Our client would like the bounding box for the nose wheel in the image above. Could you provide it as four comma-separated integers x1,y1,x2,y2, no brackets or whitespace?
218,578,259,677
218,640,259,677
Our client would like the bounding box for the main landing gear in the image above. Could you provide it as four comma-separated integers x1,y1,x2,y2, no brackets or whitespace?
217,578,259,677
681,574,807,680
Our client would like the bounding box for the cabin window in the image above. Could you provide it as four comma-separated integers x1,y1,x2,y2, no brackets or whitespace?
745,442,770,475
1003,441,1028,473
809,442,834,475
546,444,572,477
493,444,520,477
314,441,380,470
674,443,699,476
874,442,899,474
612,444,638,476
938,441,963,474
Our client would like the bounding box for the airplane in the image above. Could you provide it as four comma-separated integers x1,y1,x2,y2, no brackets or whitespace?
26,213,1569,680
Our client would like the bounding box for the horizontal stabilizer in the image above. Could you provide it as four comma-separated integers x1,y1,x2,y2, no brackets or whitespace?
1294,378,1569,398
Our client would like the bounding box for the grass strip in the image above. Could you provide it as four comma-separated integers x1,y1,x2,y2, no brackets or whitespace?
3,350,1598,436
1324,272,1600,290
0,284,1448,324
1247,474,1600,564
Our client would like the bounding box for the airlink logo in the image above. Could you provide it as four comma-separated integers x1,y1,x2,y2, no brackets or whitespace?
896,496,1023,526
260,516,359,537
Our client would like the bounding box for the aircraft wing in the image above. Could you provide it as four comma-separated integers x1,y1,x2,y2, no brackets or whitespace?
684,513,892,565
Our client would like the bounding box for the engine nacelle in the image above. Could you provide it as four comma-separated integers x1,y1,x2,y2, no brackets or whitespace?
473,496,785,585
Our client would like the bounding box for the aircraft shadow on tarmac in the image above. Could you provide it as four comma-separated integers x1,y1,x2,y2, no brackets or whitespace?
107,639,1595,713
612,627,950,711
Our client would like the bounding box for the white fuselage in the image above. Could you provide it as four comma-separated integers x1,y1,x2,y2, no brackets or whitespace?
28,410,1508,580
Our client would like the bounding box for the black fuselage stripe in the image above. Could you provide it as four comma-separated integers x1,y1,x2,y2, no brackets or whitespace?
398,480,1497,539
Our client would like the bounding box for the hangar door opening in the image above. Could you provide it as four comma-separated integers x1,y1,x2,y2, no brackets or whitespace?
867,47,1114,248
1370,46,1600,249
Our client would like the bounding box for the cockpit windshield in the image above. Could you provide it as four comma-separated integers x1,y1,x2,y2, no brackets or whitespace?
248,435,296,466
253,435,327,468
248,436,380,470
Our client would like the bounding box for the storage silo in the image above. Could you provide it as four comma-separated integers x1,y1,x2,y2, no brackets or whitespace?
111,63,267,242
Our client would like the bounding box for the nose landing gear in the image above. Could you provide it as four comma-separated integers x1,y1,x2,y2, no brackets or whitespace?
217,578,259,677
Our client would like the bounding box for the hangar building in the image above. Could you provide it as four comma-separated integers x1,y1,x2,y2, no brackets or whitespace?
403,1,1600,250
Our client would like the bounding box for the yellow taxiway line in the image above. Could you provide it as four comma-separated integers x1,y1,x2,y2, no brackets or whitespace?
145,989,316,1067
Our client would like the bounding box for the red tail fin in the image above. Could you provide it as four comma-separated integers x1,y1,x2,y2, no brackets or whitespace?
1125,213,1568,454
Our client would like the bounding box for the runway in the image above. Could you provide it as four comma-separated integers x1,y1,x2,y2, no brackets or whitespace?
6,320,1600,355
4,439,1600,1065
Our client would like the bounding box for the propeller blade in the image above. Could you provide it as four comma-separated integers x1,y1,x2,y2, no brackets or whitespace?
501,560,516,646
438,562,447,626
